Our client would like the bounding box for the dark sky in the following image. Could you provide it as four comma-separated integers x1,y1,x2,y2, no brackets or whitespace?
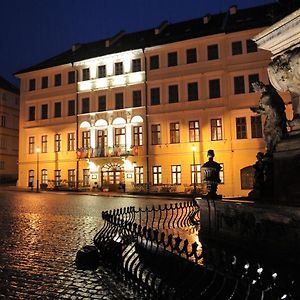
0,0,274,86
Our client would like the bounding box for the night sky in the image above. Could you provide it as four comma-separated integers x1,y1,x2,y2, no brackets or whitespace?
1,0,274,86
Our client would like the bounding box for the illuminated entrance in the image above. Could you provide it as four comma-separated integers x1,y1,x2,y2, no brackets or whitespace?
101,163,124,191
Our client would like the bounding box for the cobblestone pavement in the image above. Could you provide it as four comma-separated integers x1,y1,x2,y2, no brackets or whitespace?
0,190,182,299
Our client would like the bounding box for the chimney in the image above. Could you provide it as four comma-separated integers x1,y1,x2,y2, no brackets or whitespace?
154,21,169,35
229,5,237,15
203,14,211,24
72,43,81,52
105,30,125,48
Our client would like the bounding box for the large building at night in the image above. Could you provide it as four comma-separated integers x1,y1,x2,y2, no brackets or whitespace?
15,3,294,197
0,76,19,183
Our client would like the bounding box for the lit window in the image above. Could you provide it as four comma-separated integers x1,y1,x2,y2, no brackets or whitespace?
41,135,47,153
29,136,35,154
68,169,76,187
211,118,222,141
171,165,181,185
170,122,180,144
54,134,61,152
191,164,201,184
82,131,90,148
68,133,75,151
83,169,90,187
133,126,143,146
134,167,144,184
152,166,162,185
41,169,48,184
54,170,61,187
189,121,200,142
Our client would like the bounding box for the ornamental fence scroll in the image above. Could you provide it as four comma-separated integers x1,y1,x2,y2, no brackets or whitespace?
93,202,298,299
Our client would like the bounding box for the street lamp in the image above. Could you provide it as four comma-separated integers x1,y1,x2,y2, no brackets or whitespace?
192,145,196,198
36,147,40,193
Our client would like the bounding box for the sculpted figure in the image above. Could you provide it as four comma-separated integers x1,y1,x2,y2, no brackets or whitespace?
250,81,287,153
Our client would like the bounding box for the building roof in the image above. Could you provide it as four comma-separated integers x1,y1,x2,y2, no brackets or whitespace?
15,2,297,75
0,75,19,94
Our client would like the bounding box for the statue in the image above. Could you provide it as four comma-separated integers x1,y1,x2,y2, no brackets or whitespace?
202,150,222,199
250,81,288,153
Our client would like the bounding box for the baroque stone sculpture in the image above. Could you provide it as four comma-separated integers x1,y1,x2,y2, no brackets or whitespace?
250,81,288,153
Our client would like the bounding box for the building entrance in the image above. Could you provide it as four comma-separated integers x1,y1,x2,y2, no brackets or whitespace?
101,163,125,191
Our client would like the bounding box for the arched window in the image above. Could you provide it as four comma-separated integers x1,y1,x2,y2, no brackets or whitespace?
80,121,91,128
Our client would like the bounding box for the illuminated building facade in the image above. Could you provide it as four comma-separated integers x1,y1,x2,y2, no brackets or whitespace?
0,76,19,183
16,3,293,196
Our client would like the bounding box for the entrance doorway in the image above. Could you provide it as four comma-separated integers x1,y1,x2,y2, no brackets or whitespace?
101,163,125,191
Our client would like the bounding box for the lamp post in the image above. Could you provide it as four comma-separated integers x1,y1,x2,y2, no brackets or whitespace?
36,147,40,193
192,145,196,198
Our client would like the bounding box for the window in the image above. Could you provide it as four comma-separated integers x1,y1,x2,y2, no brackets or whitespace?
29,106,35,121
54,134,61,152
0,115,6,127
170,122,180,144
29,79,36,91
246,39,257,53
168,52,178,67
191,164,201,184
189,121,200,142
150,87,160,105
234,76,245,94
232,41,243,55
248,74,259,93
0,161,4,170
0,137,7,149
41,104,48,119
98,65,106,78
251,116,263,138
171,165,181,185
83,169,90,187
98,95,106,111
41,76,48,89
97,130,107,156
209,79,221,98
82,97,89,113
133,90,142,107
168,85,179,103
114,127,126,147
115,62,123,75
82,131,90,148
54,170,61,187
82,68,90,81
211,118,222,141
68,132,75,151
133,126,143,146
115,93,124,109
186,48,197,64
132,58,141,72
150,55,159,70
54,74,61,86
28,170,34,187
54,102,61,118
188,82,198,101
68,71,75,84
68,100,75,116
236,117,247,139
219,163,224,183
152,166,162,185
68,169,76,187
134,167,144,184
41,135,47,153
41,169,48,185
207,44,219,60
29,136,35,154
151,124,161,145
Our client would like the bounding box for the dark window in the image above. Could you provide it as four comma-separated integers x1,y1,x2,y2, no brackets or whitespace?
169,85,179,103
170,122,180,143
232,41,243,55
68,100,75,116
115,93,124,109
209,79,221,98
98,65,106,78
133,90,142,107
82,97,89,114
29,79,36,91
236,117,247,139
188,82,198,101
41,76,48,89
207,44,219,60
168,52,178,67
150,88,160,105
151,124,161,145
98,96,106,111
54,102,61,118
82,68,90,81
54,74,61,86
68,71,76,84
115,62,123,75
152,166,162,185
41,104,48,119
132,59,141,72
133,126,143,146
29,106,35,121
186,48,197,64
246,39,257,53
248,74,259,93
251,116,263,138
234,76,245,94
211,118,222,141
189,121,200,142
150,55,159,70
